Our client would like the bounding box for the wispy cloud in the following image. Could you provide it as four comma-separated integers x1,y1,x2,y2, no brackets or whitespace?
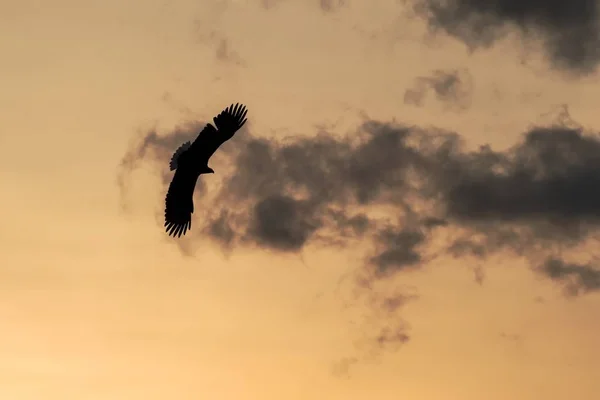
404,68,473,111
319,0,349,13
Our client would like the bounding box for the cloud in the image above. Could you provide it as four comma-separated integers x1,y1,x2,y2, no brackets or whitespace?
404,68,473,110
197,121,445,275
442,125,600,230
118,107,600,298
539,258,600,296
369,227,426,273
409,0,600,75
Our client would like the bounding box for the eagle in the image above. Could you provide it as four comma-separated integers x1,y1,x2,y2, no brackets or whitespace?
164,103,248,238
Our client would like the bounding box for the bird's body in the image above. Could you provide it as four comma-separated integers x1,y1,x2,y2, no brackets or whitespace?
164,103,248,237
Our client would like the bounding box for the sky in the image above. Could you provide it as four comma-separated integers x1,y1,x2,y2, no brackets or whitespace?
1,0,600,399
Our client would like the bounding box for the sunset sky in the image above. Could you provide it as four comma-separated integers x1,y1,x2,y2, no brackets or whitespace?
2,0,600,399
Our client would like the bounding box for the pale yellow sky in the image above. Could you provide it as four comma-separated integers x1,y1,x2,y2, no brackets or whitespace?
1,0,599,399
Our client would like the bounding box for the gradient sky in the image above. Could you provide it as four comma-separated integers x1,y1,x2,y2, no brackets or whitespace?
2,0,600,399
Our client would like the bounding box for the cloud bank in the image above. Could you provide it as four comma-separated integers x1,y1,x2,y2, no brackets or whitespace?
119,109,600,297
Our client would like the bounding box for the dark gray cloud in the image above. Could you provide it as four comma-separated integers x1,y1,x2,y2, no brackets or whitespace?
248,194,321,251
194,121,441,274
442,125,600,229
118,109,600,296
369,227,426,274
539,257,600,296
404,69,473,110
409,0,600,75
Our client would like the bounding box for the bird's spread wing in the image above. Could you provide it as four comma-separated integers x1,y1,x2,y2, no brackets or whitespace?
164,167,198,237
169,141,191,171
188,103,248,163
164,103,247,238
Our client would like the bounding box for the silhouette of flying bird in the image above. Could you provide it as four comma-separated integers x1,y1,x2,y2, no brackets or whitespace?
164,103,248,237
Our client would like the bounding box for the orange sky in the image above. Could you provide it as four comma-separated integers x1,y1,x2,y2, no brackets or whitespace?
1,0,599,399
